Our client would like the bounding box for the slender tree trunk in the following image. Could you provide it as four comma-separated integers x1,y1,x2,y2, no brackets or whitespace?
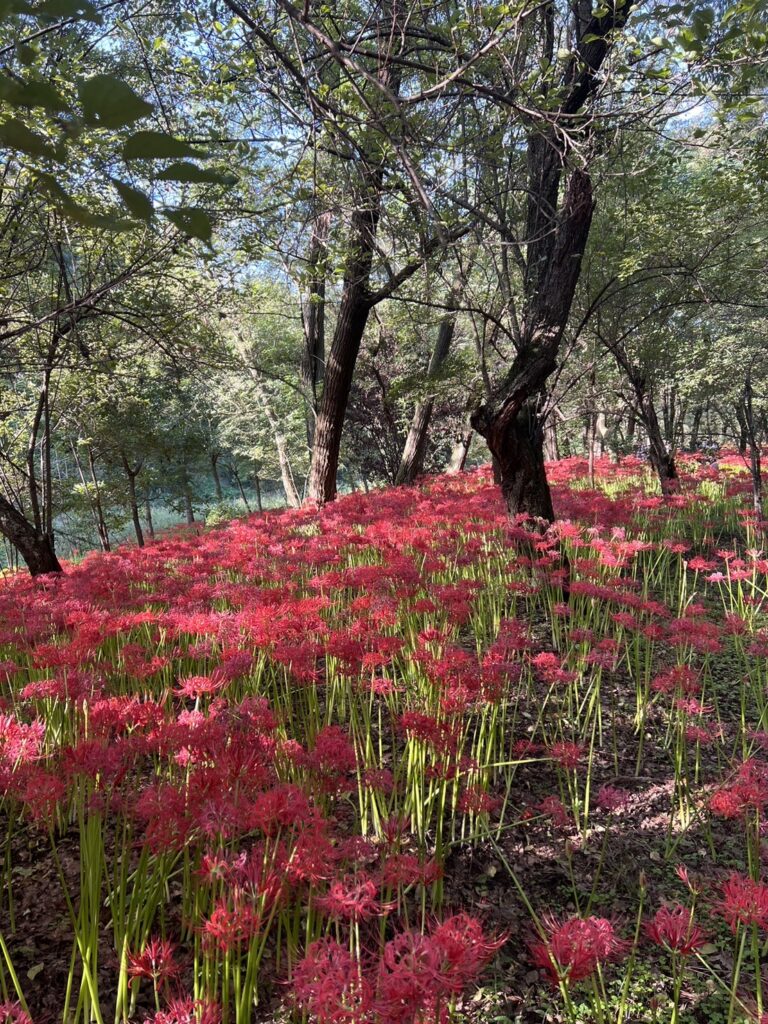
253,473,263,512
211,452,223,502
121,453,144,548
543,412,559,462
251,373,301,508
144,496,155,540
181,469,195,524
735,402,749,455
231,466,251,512
742,374,764,529
301,210,332,451
86,445,110,552
690,405,704,451
396,273,464,485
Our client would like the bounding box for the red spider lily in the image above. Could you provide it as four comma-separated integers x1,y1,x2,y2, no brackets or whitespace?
429,913,507,992
548,741,584,770
596,785,631,812
717,873,768,932
127,937,179,985
146,997,221,1024
316,875,394,922
292,938,373,1024
530,914,628,986
538,795,571,827
644,904,707,955
0,1002,32,1024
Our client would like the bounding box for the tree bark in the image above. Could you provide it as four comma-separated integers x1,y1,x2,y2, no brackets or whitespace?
0,494,61,575
253,472,263,512
87,445,110,552
144,496,155,540
251,373,301,507
301,210,332,451
637,389,678,495
472,169,595,522
211,451,223,501
307,201,380,505
121,452,144,548
447,426,473,474
690,405,704,451
396,273,464,485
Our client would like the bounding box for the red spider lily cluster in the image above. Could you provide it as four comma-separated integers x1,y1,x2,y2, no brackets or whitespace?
1,452,768,1023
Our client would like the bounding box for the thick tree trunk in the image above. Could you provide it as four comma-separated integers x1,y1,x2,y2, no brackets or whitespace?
396,274,463,485
472,168,595,521
0,495,61,575
301,211,332,451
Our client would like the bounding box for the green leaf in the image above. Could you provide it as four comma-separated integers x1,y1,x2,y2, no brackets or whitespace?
0,118,59,160
0,76,68,111
79,75,153,129
112,179,154,220
123,130,204,161
15,43,38,64
155,161,236,184
163,206,213,242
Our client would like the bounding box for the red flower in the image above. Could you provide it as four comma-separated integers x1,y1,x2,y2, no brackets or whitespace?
127,937,179,984
292,938,372,1024
718,873,768,932
530,914,628,985
644,904,706,955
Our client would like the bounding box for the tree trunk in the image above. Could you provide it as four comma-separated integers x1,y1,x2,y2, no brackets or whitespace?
121,452,144,547
690,405,704,451
251,373,301,508
448,427,473,474
301,210,332,451
231,466,251,512
0,494,61,575
182,470,195,524
211,452,223,501
87,446,110,552
637,390,678,495
742,374,764,529
396,273,464,485
543,411,559,462
253,473,263,512
307,203,379,505
472,168,595,522
144,496,155,540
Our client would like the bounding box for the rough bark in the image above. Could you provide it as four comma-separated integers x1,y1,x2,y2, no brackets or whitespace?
472,169,595,521
637,389,678,495
0,494,61,575
307,203,380,505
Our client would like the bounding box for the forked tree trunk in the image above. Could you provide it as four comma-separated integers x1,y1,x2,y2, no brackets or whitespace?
121,453,145,548
472,169,595,522
0,495,61,575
